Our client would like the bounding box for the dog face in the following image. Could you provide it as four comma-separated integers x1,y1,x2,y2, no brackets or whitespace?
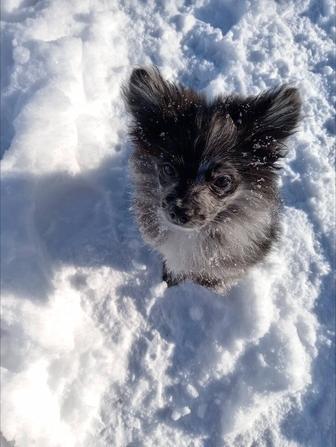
123,67,301,230
156,156,242,229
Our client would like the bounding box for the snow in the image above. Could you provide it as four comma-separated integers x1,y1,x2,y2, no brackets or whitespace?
1,0,335,446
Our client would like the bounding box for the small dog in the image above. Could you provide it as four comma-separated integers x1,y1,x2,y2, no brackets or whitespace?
123,67,301,293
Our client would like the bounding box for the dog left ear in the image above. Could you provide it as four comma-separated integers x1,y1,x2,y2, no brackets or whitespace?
226,86,301,163
246,86,301,139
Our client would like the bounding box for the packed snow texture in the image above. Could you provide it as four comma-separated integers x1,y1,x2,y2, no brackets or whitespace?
1,0,335,446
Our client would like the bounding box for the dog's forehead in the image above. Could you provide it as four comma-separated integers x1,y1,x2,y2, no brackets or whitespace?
157,114,237,179
197,160,212,176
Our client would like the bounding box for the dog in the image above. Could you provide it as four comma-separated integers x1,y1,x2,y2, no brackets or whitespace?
123,67,301,293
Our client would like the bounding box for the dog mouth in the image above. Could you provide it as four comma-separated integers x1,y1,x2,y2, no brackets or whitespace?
159,208,205,231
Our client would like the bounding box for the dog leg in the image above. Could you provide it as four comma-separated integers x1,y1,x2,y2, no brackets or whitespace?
162,261,181,287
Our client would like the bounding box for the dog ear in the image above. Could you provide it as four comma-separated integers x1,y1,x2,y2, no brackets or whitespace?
245,86,301,139
226,86,301,165
123,67,174,121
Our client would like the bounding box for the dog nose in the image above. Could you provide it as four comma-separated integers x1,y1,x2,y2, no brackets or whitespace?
168,206,190,225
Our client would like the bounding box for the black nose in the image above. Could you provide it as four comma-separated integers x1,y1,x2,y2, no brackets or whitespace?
168,206,190,225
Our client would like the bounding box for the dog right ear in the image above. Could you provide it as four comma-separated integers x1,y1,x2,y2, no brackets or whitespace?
122,67,172,120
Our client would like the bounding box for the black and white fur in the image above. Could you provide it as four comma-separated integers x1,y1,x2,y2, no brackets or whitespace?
123,67,301,293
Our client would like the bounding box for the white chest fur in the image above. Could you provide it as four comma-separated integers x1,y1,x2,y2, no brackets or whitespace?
159,226,203,275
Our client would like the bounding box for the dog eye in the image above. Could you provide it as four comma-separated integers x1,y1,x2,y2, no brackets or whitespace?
161,163,176,177
212,175,233,192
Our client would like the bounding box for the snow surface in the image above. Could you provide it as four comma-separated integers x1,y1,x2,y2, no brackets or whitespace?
1,0,335,446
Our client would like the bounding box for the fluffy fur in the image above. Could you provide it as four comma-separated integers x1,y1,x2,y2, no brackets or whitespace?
123,67,301,293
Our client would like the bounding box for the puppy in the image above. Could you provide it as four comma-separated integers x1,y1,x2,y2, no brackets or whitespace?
123,67,301,293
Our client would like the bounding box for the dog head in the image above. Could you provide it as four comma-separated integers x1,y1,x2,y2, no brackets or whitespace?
123,67,301,230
